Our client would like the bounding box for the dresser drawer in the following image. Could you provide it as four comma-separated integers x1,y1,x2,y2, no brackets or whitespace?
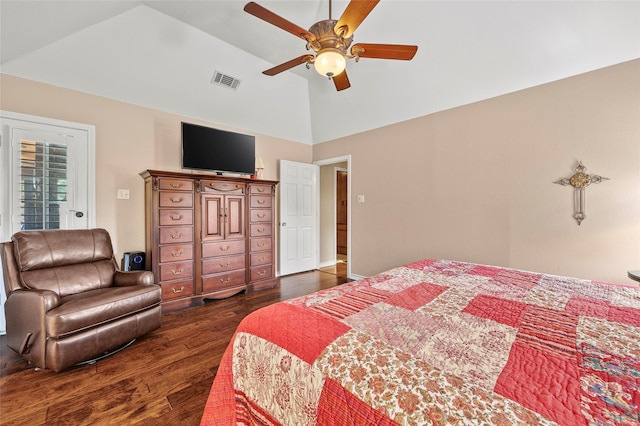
250,195,272,208
159,261,193,281
158,178,193,191
159,192,193,208
202,239,245,258
250,223,272,237
202,254,245,275
250,251,272,267
250,265,273,281
160,280,194,301
201,180,245,194
202,270,246,293
159,244,193,262
159,209,193,226
250,237,272,252
250,209,272,223
250,184,273,195
159,226,193,244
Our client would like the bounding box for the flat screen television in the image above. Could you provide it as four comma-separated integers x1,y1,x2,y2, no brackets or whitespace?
181,122,255,175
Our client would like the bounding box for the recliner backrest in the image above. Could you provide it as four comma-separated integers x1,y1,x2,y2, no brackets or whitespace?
11,228,117,297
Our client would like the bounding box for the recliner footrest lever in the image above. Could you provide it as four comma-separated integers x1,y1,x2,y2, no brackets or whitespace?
19,332,33,354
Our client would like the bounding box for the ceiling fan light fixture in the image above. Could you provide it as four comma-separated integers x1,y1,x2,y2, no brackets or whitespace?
314,48,346,78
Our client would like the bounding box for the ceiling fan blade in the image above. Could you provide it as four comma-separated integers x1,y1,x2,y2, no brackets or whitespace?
244,2,316,42
263,54,314,76
334,0,380,39
332,70,351,91
351,43,418,60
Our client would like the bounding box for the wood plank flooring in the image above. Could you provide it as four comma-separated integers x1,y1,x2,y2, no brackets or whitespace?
0,270,350,426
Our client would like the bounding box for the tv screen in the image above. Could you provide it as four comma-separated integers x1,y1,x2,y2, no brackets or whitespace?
181,122,255,175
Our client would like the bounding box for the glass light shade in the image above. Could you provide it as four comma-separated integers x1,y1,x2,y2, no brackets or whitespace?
314,49,346,77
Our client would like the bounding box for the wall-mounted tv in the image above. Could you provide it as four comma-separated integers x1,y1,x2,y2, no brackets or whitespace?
181,122,255,175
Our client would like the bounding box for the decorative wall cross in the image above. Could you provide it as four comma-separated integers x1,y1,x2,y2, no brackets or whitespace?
554,161,609,225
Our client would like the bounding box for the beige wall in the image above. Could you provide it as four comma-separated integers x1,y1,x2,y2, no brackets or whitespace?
3,59,639,285
313,59,640,284
0,74,312,260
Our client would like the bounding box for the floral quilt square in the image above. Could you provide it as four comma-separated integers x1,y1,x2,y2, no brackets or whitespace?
416,312,518,389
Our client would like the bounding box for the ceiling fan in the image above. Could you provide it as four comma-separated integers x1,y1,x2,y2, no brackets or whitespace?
244,0,418,91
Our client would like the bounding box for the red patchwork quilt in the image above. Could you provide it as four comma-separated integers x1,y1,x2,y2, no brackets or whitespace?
200,259,640,425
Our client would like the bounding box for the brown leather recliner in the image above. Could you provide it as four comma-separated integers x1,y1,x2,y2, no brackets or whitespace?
1,228,162,372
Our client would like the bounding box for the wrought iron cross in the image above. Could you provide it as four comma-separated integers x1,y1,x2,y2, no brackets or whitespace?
554,161,609,225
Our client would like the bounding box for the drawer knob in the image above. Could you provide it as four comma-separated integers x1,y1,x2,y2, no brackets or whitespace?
171,286,185,294
171,268,184,275
258,257,266,262
258,271,267,276
220,262,231,267
169,183,183,188
220,246,230,251
257,242,265,247
170,214,184,220
258,228,265,233
257,187,265,193
220,277,231,284
171,250,183,257
257,213,266,219
170,197,183,203
257,199,265,205
170,232,182,239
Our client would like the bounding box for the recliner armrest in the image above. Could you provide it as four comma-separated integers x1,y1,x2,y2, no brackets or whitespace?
6,288,61,312
113,270,155,287
4,289,61,365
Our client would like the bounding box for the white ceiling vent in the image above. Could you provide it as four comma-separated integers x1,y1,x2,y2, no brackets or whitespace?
211,70,241,90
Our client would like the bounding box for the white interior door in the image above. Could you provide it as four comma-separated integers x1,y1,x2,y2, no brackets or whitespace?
0,111,95,334
279,160,318,276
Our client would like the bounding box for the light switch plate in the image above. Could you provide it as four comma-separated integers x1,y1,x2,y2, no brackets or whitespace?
117,189,130,200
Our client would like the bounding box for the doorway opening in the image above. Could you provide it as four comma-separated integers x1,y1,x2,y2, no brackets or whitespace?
316,156,351,279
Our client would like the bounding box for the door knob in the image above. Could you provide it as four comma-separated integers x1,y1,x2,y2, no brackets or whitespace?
75,211,84,218
281,222,287,226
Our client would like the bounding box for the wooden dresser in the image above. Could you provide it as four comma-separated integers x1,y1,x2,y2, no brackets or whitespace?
141,170,278,311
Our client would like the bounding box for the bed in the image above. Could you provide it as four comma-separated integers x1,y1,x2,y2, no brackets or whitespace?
200,259,640,425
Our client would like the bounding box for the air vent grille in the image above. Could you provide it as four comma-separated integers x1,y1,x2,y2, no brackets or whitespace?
211,71,241,90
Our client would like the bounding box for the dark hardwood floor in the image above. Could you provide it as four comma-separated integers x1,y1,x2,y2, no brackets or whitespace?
0,270,350,426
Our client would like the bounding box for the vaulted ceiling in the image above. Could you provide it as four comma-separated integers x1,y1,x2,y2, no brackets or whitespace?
1,1,638,144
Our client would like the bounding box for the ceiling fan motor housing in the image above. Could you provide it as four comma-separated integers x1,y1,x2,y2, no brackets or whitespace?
308,20,353,54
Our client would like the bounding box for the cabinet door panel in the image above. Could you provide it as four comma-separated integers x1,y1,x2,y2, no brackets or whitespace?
226,195,245,239
202,195,223,240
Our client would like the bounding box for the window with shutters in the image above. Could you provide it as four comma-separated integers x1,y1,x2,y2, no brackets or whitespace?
18,139,68,230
